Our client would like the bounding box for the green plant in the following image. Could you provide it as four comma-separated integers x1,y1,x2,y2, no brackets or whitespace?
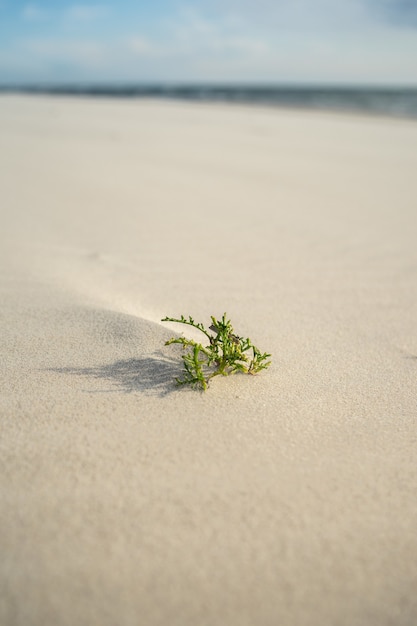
161,313,271,391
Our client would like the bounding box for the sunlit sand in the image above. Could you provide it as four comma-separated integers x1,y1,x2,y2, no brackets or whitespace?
1,95,417,626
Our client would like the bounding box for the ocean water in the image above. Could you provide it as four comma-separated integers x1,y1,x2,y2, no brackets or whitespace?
2,84,417,119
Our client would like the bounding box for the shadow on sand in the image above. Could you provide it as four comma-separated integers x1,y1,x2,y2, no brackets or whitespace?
51,351,182,397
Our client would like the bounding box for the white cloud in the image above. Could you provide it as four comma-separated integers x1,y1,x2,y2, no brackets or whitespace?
24,38,107,69
163,8,269,61
64,4,110,22
155,2,417,82
3,1,417,83
218,37,268,55
21,3,110,24
128,37,160,58
22,4,48,21
204,0,417,35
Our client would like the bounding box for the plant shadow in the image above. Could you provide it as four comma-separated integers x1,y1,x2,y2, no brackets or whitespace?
51,351,183,397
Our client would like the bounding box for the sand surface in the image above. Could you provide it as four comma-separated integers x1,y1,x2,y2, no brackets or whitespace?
1,95,417,626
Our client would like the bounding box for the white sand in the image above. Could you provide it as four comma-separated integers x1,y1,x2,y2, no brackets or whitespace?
1,95,417,626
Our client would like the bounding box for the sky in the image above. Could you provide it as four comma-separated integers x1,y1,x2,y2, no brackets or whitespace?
0,0,416,85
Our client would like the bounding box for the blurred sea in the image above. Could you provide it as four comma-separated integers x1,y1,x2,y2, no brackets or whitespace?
2,84,417,119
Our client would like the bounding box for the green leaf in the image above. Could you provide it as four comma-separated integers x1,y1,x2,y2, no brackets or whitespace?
162,313,271,391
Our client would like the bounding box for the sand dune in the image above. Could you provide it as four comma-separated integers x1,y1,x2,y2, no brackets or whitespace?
1,95,417,626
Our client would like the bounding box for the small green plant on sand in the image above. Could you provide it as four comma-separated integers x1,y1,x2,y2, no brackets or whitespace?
162,313,271,391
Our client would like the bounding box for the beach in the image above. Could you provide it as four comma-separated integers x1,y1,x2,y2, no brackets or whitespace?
1,94,417,625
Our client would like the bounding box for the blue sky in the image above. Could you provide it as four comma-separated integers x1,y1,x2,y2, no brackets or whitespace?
0,0,416,84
